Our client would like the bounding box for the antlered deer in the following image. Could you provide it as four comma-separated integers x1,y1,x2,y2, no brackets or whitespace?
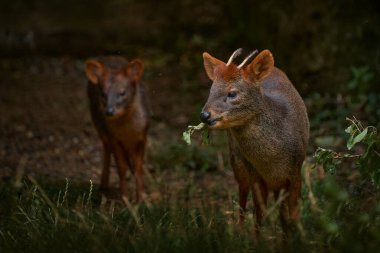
200,48,309,232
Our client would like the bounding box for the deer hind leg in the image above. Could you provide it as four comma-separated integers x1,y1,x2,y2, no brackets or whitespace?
288,177,301,221
276,177,301,235
252,175,268,233
275,188,290,235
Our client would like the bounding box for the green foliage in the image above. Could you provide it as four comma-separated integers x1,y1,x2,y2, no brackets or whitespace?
314,147,341,174
1,164,380,253
0,178,266,253
182,122,209,145
305,65,379,150
182,123,210,145
2,114,380,253
308,118,380,250
314,117,380,186
345,117,377,151
348,66,374,94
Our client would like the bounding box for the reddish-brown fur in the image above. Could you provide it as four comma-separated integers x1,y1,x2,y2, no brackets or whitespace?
85,56,149,202
201,49,309,234
215,65,241,83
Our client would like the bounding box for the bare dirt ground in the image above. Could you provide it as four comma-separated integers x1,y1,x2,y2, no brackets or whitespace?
0,56,237,207
1,58,103,181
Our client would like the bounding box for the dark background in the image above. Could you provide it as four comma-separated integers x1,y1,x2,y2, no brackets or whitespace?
1,0,380,93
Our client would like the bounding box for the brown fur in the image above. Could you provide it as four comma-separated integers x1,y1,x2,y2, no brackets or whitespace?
202,50,309,233
85,56,149,202
215,64,241,83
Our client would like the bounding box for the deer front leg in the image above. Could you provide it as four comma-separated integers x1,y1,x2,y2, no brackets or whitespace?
228,134,253,224
130,140,146,203
113,143,129,198
238,181,250,224
231,160,251,224
276,177,301,237
251,176,268,233
100,142,111,191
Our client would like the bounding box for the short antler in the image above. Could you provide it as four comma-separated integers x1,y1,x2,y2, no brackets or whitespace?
226,48,243,66
237,50,258,69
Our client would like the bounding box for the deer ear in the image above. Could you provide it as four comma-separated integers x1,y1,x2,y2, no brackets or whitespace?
243,50,274,83
85,60,103,84
126,59,144,82
203,52,225,81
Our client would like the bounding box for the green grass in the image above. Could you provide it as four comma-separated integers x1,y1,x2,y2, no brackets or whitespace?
0,177,263,253
1,101,380,252
1,161,380,253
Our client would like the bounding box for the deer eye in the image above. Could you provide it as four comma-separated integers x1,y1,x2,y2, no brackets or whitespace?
227,91,237,99
119,90,126,96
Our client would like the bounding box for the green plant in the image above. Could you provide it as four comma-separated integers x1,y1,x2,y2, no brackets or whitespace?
314,117,380,185
348,66,374,94
308,117,380,249
182,122,209,145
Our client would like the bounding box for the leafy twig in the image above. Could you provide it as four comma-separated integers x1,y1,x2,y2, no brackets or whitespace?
182,122,209,145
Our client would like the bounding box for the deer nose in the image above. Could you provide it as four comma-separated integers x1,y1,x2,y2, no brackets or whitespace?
200,111,211,123
105,107,115,116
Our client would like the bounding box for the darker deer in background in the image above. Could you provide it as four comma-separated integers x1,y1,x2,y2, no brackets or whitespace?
85,56,149,202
